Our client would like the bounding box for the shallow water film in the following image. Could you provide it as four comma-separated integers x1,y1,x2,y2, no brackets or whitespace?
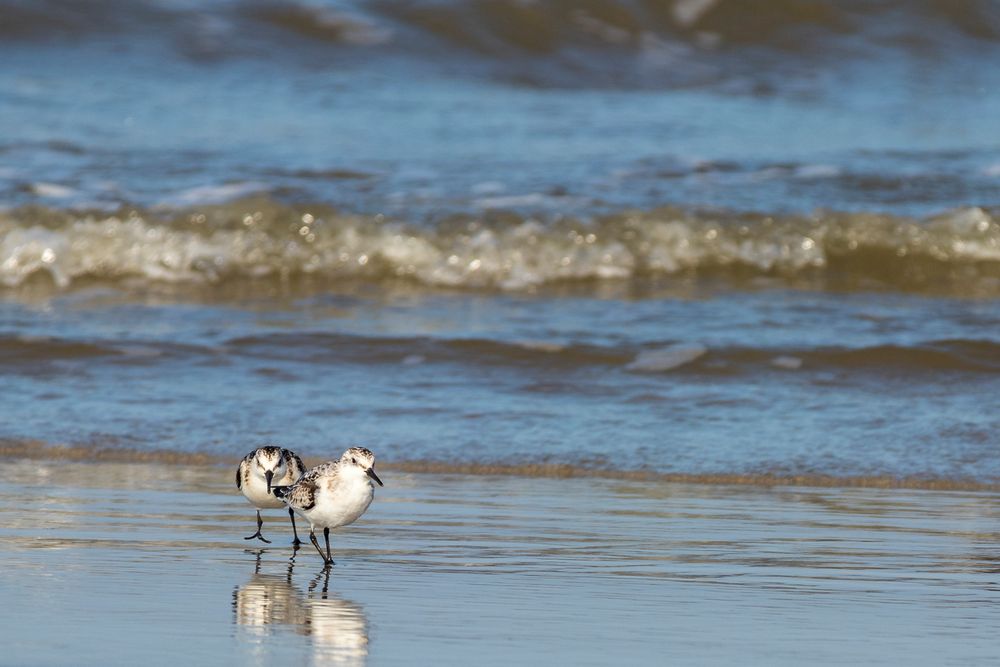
1,463,998,666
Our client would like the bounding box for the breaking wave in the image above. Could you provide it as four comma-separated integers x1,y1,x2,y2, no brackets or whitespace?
2,200,999,295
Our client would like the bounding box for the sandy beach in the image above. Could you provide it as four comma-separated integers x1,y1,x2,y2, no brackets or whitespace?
1,459,997,666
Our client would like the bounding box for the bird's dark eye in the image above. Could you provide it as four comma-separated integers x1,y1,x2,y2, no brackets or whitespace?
351,458,357,465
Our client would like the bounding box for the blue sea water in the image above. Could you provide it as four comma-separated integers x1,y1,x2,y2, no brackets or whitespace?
1,0,998,482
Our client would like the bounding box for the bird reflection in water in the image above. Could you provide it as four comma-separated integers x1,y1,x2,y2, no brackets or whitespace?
234,548,370,666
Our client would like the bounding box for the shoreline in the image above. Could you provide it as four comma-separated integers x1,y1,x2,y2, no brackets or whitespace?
3,439,997,493
2,458,997,666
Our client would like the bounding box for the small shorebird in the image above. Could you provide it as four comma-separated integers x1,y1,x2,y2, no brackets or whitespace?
273,447,383,566
236,446,307,544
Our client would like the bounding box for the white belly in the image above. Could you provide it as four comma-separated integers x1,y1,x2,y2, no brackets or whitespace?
302,481,374,530
242,468,300,509
242,482,285,509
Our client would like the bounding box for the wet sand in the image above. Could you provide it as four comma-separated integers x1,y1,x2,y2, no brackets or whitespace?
1,460,997,666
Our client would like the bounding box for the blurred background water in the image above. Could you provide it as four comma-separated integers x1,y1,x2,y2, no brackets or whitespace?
1,0,998,481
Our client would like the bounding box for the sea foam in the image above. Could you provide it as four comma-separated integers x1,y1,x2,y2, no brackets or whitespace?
1,201,998,294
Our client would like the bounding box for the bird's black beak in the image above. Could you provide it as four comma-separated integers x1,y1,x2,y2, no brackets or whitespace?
366,467,384,487
265,470,274,494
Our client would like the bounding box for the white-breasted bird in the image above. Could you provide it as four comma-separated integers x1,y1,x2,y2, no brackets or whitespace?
273,447,383,566
236,446,307,544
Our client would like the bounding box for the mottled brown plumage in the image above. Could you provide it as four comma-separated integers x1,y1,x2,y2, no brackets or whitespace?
236,445,307,544
273,447,382,566
237,446,304,491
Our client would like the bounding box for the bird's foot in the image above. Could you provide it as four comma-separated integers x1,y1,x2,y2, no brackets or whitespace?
243,531,272,544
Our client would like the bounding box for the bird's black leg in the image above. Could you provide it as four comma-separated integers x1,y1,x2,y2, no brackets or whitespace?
288,508,302,547
323,527,333,565
244,510,272,543
309,530,330,566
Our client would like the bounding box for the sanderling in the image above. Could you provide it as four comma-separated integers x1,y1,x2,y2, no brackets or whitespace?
236,445,307,544
273,447,383,566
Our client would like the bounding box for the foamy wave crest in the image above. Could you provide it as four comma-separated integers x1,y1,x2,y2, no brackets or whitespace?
1,201,999,293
